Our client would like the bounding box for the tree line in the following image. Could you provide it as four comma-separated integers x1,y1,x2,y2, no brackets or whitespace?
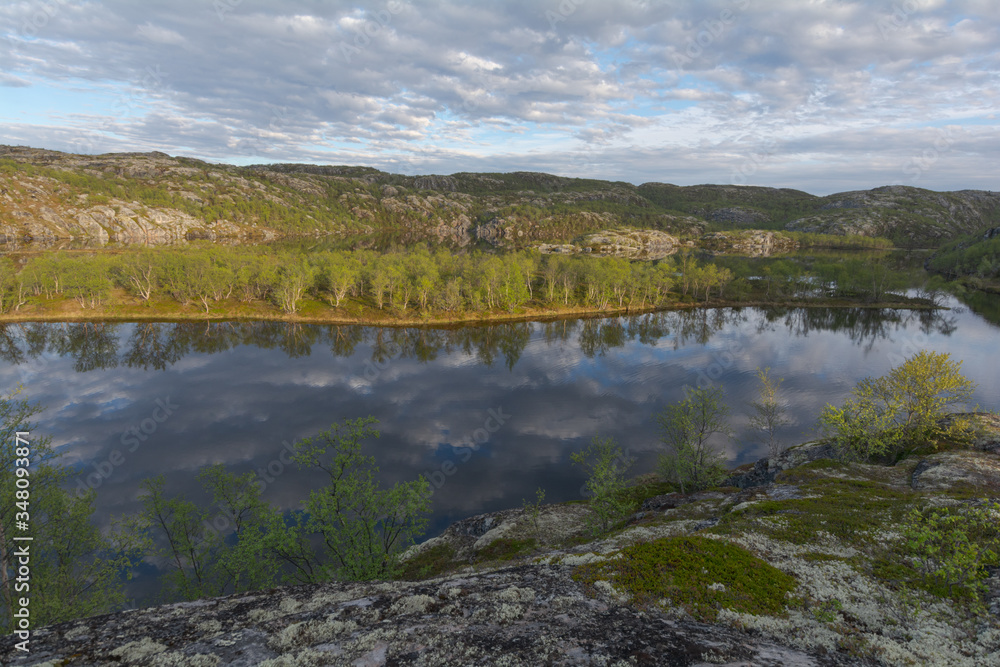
0,247,736,316
0,245,929,320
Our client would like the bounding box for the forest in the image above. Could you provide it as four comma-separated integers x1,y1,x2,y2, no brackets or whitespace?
0,245,934,322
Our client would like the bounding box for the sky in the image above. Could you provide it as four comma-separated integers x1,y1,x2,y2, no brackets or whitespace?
1,0,998,195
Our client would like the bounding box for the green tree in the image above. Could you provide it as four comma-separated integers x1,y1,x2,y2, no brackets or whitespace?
116,249,158,302
570,436,635,534
1,389,137,632
272,257,316,314
267,417,431,582
819,351,978,460
0,259,27,314
137,475,222,601
657,387,732,493
59,256,113,309
320,253,362,307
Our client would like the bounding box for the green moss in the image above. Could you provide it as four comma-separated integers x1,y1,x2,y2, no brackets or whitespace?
802,552,847,563
715,477,914,545
572,535,796,621
396,543,457,581
613,480,676,509
476,537,538,562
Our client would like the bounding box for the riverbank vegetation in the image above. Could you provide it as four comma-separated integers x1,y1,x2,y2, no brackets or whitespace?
0,245,938,324
927,232,1000,292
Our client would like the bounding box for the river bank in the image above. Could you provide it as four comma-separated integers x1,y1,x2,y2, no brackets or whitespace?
5,416,999,666
0,291,939,328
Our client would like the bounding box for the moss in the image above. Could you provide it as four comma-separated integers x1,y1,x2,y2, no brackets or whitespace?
476,537,538,562
614,480,676,508
396,543,457,581
716,477,915,546
572,535,796,622
773,458,850,484
801,552,847,563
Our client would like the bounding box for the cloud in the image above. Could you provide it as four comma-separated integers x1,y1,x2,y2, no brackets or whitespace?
0,0,997,192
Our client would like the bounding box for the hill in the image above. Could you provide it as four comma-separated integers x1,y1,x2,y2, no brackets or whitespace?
2,145,999,250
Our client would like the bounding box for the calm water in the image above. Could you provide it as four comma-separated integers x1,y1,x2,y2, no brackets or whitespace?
1,298,998,598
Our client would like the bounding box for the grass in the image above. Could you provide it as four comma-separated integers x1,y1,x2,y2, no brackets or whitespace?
572,535,797,621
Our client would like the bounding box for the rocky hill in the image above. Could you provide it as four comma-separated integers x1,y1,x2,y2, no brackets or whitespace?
2,146,999,251
3,415,999,666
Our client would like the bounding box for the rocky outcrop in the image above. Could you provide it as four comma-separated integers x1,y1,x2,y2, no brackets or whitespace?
707,206,771,227
536,228,679,259
0,200,272,247
1,566,863,667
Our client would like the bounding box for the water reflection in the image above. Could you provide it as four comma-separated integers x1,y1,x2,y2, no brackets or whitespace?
0,301,997,605
0,306,962,373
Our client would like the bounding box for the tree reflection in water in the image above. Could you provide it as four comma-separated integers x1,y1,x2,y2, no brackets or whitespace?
0,305,966,374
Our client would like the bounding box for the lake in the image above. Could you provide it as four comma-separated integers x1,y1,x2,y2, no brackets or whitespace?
1,297,998,601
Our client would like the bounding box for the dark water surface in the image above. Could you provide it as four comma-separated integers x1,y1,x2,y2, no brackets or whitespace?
1,299,999,596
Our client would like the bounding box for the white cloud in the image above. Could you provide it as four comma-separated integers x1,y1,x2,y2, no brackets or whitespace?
0,0,997,192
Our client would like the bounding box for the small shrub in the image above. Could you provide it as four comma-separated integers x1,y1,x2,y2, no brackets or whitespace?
571,436,635,535
656,387,732,493
521,487,546,537
901,501,1000,602
819,351,977,461
747,367,790,459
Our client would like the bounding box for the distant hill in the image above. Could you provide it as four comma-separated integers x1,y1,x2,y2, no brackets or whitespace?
2,145,998,249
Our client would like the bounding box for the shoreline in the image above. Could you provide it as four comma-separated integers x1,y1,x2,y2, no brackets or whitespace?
0,296,941,328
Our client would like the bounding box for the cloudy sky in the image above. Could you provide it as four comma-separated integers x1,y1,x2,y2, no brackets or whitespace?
1,0,998,194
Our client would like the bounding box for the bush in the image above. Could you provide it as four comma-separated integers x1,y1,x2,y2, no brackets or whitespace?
902,502,1000,603
819,351,977,460
656,387,732,493
571,436,635,534
275,417,432,582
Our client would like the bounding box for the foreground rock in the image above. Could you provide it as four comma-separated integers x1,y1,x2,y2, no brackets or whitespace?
2,565,862,666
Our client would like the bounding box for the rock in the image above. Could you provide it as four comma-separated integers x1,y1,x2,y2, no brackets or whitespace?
0,565,868,666
725,458,774,489
785,186,1000,242
909,459,939,489
640,492,692,511
773,441,837,472
707,206,771,227
909,450,1000,494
